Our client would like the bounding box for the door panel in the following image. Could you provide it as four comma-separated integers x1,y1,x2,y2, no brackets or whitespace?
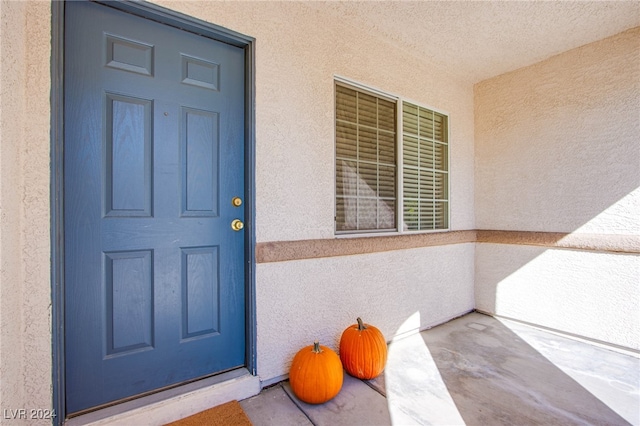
64,1,246,414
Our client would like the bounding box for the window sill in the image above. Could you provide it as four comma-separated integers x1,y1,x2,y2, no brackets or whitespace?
335,228,451,239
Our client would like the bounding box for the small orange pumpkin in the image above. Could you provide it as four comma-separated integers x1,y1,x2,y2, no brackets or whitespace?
289,341,343,404
339,317,388,379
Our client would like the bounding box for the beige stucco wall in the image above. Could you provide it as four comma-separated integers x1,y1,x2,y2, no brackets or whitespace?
475,28,639,234
1,1,53,424
2,0,636,422
155,1,477,242
474,28,640,350
256,244,475,381
155,0,478,383
0,1,476,420
476,245,639,350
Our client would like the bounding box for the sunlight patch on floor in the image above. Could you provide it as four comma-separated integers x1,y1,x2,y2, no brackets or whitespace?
384,312,465,425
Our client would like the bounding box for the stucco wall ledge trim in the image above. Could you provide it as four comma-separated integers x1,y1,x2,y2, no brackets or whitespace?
477,230,640,255
256,230,640,263
256,230,476,263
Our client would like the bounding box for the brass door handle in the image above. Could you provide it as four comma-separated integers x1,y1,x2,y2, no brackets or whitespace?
231,219,244,231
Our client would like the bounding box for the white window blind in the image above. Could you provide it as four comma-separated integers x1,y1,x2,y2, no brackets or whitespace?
402,102,448,230
335,84,396,232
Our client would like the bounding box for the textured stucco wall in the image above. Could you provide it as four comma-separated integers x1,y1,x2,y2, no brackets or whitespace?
7,0,636,419
154,1,477,242
476,245,639,350
0,1,52,424
474,28,640,350
0,0,476,417
256,244,475,381
475,28,639,234
152,0,477,383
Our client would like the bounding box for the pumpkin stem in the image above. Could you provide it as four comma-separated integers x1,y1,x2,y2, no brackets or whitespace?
356,317,367,331
312,341,323,353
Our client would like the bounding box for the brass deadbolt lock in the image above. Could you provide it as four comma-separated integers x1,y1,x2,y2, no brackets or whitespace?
232,197,242,207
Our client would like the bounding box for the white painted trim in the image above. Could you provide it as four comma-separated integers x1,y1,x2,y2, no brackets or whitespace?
396,97,404,232
333,77,452,236
334,228,451,239
65,369,261,425
260,374,289,388
334,75,399,102
399,96,451,118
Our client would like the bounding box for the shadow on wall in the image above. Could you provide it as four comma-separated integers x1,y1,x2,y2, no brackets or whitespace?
375,312,637,425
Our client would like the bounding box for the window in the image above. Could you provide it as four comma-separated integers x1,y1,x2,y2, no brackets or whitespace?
401,102,449,231
335,84,396,232
335,81,449,234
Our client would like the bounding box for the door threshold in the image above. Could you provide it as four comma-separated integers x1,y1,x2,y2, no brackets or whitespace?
64,368,261,425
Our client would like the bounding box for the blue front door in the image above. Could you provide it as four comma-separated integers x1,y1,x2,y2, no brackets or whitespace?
64,1,246,414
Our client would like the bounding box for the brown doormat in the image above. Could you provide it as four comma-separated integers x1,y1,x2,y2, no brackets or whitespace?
165,400,253,426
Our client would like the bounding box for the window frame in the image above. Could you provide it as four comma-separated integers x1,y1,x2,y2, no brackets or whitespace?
334,76,451,236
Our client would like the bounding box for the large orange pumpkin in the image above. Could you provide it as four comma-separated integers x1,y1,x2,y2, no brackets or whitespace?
289,341,343,404
339,317,387,379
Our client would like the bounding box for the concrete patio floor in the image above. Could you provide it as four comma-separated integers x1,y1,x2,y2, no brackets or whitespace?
239,312,640,425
